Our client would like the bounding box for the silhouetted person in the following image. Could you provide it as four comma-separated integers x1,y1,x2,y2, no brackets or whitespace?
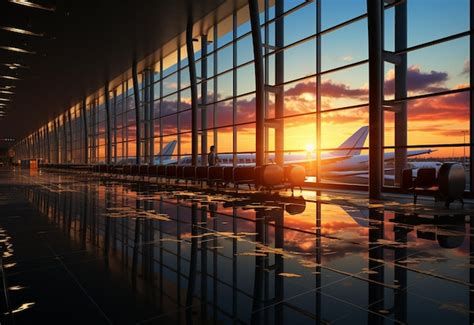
207,145,219,166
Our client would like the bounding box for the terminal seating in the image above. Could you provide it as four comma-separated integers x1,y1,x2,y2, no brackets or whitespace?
166,165,177,183
176,166,185,182
401,168,438,205
284,165,306,194
131,165,139,180
148,165,158,181
401,163,465,207
139,165,149,180
157,165,166,181
41,162,308,193
233,167,255,191
255,164,285,191
209,166,224,188
195,166,208,187
123,165,132,178
183,166,196,184
223,167,234,186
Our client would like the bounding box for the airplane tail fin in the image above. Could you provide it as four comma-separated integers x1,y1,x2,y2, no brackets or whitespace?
161,140,177,160
334,126,368,156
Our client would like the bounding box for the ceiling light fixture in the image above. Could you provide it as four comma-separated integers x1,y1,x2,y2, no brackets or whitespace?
0,26,44,37
0,98,11,102
3,63,29,70
0,76,20,81
0,86,16,90
0,46,35,54
0,90,14,95
8,0,55,11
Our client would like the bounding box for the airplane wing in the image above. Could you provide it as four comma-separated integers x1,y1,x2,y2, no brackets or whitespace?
325,169,394,179
280,154,353,166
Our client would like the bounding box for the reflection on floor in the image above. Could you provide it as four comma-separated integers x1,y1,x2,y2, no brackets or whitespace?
0,168,473,324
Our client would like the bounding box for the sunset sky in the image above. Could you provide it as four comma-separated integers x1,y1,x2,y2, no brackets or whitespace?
35,0,472,166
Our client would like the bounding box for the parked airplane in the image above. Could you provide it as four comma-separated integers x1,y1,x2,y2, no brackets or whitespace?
154,140,177,165
173,126,435,176
126,126,437,182
176,126,370,167
117,141,177,165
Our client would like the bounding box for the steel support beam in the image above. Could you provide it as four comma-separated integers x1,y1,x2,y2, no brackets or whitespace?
275,0,284,167
201,34,208,166
46,123,51,163
249,0,265,166
316,0,322,183
367,0,384,199
470,0,474,192
143,70,150,164
63,114,67,163
148,69,155,165
132,60,141,165
54,118,60,163
105,82,112,165
112,90,117,164
187,14,199,166
394,1,408,186
82,98,89,164
67,109,73,163
233,12,238,166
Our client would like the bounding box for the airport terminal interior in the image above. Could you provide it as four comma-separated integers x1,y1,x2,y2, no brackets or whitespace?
0,0,473,323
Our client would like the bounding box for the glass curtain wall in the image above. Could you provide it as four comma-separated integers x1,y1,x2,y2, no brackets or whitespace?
383,0,470,189
12,0,473,192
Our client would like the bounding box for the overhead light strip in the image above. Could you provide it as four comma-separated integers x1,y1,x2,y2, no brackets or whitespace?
0,98,11,101
8,0,55,12
0,46,35,54
3,63,29,70
0,75,20,80
0,26,44,37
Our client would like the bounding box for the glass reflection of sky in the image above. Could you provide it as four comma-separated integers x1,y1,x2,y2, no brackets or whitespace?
13,171,474,324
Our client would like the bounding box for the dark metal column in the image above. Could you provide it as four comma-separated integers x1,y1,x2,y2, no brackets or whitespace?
187,15,199,166
201,34,208,165
63,114,68,163
470,0,474,192
105,82,112,165
82,98,89,164
394,1,408,186
275,0,284,167
249,0,265,166
149,69,155,164
54,118,60,163
316,0,322,183
26,137,30,160
33,132,36,159
39,129,43,161
38,131,41,159
143,70,150,164
68,109,73,163
46,123,51,163
367,0,384,199
132,60,141,165
233,12,238,166
32,132,36,159
159,58,164,162
113,90,117,163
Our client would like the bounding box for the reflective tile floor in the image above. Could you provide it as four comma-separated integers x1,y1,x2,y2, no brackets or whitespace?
0,167,473,324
